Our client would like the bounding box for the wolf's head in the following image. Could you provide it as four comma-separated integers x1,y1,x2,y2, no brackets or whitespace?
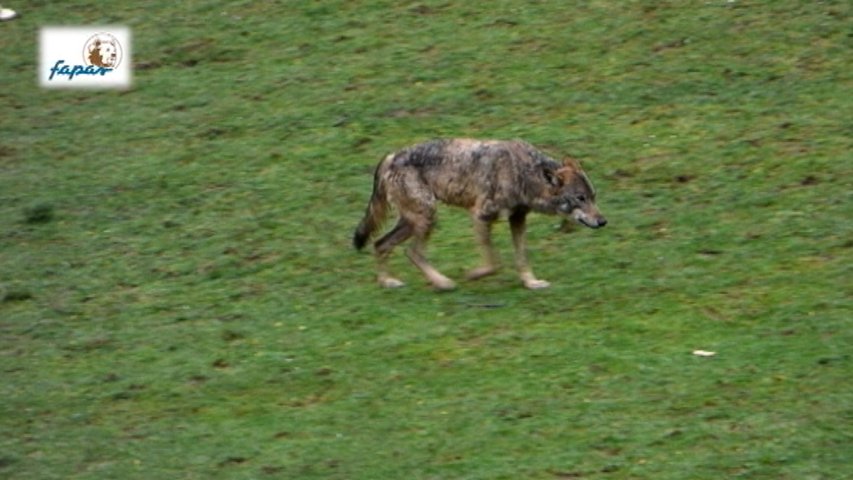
544,158,607,228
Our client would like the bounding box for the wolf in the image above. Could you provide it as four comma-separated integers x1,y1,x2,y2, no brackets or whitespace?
353,139,607,290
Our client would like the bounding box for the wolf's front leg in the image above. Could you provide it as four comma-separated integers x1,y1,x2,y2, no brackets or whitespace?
467,214,500,280
509,208,550,289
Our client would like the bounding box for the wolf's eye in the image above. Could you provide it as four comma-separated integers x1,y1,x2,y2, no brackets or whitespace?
577,195,587,203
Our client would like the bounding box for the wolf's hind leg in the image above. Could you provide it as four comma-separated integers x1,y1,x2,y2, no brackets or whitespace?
467,214,500,280
374,217,413,288
405,214,456,291
509,208,550,289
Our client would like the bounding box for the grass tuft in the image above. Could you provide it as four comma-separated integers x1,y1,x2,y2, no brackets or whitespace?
22,203,55,224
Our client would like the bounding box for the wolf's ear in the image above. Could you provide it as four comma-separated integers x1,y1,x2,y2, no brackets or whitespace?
563,157,581,169
542,165,562,187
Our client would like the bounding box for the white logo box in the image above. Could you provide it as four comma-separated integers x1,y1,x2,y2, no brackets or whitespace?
40,26,132,89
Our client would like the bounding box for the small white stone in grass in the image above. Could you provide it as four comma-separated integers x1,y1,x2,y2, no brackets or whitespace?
692,350,716,357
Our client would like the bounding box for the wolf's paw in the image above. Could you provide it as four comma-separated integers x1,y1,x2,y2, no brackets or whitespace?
431,277,457,291
466,266,498,280
523,278,551,290
379,277,406,288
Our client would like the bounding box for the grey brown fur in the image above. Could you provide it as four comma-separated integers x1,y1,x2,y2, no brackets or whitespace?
353,138,606,290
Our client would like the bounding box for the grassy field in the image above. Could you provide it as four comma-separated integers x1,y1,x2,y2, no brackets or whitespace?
1,1,851,479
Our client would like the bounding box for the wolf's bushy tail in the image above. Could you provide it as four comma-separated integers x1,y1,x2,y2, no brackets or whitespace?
353,163,389,250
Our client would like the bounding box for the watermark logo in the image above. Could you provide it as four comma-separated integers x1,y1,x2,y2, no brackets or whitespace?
40,26,131,89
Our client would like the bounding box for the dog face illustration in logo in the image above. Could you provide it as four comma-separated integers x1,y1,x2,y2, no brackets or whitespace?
83,33,122,68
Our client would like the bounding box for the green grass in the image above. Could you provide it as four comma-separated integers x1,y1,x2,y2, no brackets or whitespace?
1,1,851,479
